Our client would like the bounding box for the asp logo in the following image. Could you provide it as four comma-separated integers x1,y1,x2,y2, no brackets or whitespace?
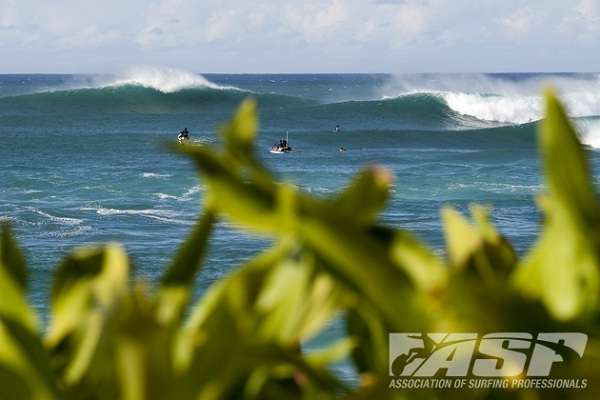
389,333,587,377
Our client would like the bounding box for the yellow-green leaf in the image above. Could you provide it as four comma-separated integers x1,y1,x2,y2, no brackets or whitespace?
46,244,129,347
513,89,600,321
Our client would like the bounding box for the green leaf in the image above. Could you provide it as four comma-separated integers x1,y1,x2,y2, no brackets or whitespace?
255,254,348,343
541,90,600,219
161,211,215,286
0,363,30,400
0,224,27,290
156,211,216,325
182,145,279,233
346,306,390,379
328,167,393,227
442,206,483,268
0,316,59,399
60,312,104,386
390,228,447,294
443,205,517,282
45,245,130,394
297,217,423,331
222,97,258,157
0,225,38,332
0,265,39,333
113,288,175,400
513,89,600,321
46,244,129,347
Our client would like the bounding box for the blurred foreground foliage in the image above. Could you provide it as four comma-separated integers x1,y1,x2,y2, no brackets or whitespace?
1,90,600,400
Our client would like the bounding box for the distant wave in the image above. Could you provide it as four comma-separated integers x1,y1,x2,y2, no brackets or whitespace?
314,92,491,131
140,172,172,179
102,65,243,93
0,81,250,115
0,66,250,116
0,80,317,116
442,92,542,124
576,117,600,149
2,71,599,140
379,73,600,125
93,205,188,223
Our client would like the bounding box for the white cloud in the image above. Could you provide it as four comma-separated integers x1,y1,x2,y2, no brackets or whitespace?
556,0,600,45
499,7,532,38
283,0,349,38
1,0,19,29
576,0,600,20
204,9,243,43
0,0,598,73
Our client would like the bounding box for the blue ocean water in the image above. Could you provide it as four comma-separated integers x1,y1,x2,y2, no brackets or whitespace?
1,67,600,381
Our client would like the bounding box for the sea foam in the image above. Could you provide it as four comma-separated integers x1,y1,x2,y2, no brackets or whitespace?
102,65,238,93
443,92,542,124
576,118,600,149
383,73,600,125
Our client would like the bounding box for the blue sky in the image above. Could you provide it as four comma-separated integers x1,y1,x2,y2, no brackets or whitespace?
1,0,599,74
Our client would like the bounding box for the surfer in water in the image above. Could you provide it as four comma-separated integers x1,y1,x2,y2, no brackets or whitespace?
178,127,189,140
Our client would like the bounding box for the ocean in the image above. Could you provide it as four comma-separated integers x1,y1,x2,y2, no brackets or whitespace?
1,67,600,381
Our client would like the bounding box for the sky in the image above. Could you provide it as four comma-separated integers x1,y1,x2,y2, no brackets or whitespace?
1,0,599,74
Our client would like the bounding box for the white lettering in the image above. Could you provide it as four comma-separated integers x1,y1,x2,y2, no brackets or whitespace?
413,333,476,377
527,333,588,376
473,333,531,377
389,332,587,379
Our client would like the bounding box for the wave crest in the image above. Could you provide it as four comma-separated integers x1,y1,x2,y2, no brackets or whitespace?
106,65,237,93
443,92,542,124
381,73,600,125
576,117,600,149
